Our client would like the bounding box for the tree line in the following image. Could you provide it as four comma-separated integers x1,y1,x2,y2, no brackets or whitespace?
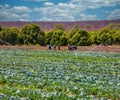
0,23,120,46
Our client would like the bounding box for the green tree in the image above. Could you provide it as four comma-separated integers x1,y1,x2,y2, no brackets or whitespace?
90,34,100,45
21,24,45,45
72,24,80,31
17,34,24,45
104,23,120,30
70,33,80,45
0,25,2,31
98,29,114,45
60,35,68,46
86,24,92,31
0,27,19,45
54,23,65,31
68,29,78,39
50,30,64,45
70,30,91,46
99,33,109,44
77,30,91,46
97,23,120,45
45,31,54,45
113,31,120,44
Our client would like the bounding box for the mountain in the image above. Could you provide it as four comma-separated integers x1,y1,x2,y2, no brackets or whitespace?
0,20,120,31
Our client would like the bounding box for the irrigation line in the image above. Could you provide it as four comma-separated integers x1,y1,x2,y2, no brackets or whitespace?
0,39,23,67
0,39,12,46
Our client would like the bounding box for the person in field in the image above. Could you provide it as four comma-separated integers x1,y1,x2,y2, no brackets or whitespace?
105,43,108,51
48,44,52,50
53,44,56,50
72,45,77,50
68,43,71,50
58,44,60,50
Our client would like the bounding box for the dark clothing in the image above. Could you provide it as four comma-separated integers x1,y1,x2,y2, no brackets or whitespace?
48,44,52,50
58,45,60,50
53,45,56,49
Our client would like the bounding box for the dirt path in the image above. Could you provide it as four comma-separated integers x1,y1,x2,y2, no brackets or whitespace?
0,45,120,52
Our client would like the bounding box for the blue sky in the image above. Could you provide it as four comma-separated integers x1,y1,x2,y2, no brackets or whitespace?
0,0,120,21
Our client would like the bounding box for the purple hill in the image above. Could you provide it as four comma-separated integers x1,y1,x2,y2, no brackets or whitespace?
0,20,120,31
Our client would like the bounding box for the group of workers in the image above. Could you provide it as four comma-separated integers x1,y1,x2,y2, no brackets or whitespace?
48,44,60,50
48,44,77,50
48,43,109,51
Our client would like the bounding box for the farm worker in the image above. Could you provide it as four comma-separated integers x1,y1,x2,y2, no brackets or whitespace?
105,43,108,51
53,44,56,50
58,44,60,50
68,44,71,50
48,44,52,50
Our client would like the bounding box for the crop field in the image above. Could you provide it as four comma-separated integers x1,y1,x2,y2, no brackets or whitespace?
0,49,120,100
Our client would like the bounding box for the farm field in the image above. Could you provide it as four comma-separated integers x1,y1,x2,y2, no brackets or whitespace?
0,49,120,100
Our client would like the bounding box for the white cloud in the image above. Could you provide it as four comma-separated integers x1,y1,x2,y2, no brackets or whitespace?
102,10,111,13
21,14,30,18
21,0,49,2
39,17,54,21
34,0,120,21
34,0,49,1
79,14,97,21
0,11,30,21
34,1,84,21
0,11,20,21
43,2,54,6
12,6,32,13
0,4,31,21
19,19,29,21
70,0,120,8
0,4,10,8
108,9,120,20
1,0,120,21
39,15,75,21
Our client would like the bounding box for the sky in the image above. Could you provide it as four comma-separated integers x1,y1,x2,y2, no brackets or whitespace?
0,0,120,22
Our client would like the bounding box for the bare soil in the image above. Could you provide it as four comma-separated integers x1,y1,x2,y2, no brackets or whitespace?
0,45,120,52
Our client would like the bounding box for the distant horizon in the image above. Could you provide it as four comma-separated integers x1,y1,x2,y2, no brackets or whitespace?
0,19,120,22
0,19,120,31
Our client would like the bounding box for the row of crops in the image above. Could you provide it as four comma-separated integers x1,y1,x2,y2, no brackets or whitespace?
0,49,120,100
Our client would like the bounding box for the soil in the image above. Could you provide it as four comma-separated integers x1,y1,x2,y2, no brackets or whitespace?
0,45,120,52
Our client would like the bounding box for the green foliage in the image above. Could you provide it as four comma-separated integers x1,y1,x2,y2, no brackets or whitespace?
86,24,92,31
0,23,119,46
98,27,117,45
0,27,19,45
0,24,2,31
88,24,120,45
68,29,78,38
72,24,80,31
45,30,68,46
60,35,68,46
17,34,24,45
89,32,100,45
54,23,65,31
113,31,120,44
45,31,53,45
50,30,63,45
104,23,120,30
70,30,91,46
20,24,45,45
70,33,80,45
